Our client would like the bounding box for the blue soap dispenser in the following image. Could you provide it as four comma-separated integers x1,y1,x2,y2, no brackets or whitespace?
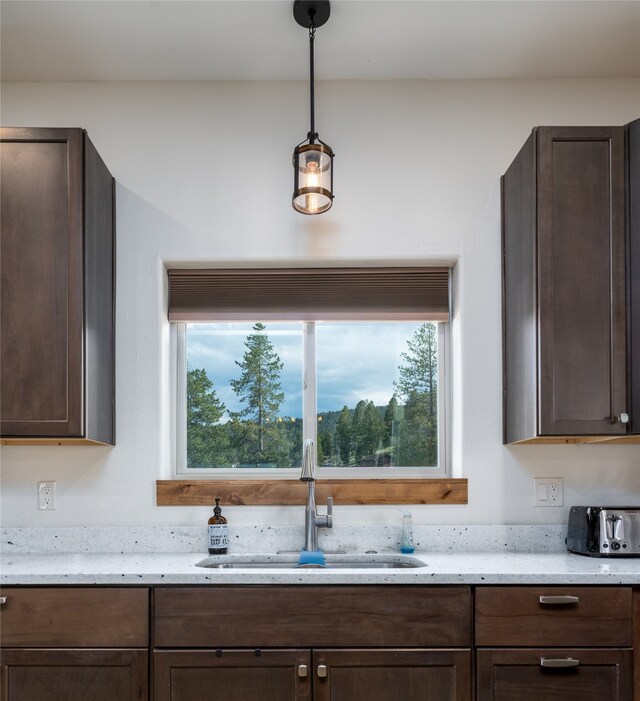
400,510,415,553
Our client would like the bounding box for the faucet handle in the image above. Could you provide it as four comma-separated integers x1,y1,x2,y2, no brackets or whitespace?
326,496,333,528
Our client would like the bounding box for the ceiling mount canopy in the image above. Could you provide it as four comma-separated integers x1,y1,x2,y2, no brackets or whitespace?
293,0,331,29
292,0,335,215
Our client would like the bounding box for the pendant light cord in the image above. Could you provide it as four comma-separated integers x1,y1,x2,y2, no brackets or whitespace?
308,18,317,143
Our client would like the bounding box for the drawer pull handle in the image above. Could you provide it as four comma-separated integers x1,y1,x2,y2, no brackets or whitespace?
297,665,308,678
539,595,579,605
0,597,6,605
540,658,580,668
317,665,328,678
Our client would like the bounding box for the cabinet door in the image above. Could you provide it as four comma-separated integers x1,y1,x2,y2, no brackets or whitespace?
312,649,471,701
477,648,632,701
1,649,147,701
154,649,311,701
537,126,627,435
0,128,84,438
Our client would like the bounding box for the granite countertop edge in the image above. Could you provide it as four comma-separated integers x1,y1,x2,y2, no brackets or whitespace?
2,552,638,586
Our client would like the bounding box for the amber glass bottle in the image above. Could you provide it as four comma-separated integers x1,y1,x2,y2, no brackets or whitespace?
207,498,228,555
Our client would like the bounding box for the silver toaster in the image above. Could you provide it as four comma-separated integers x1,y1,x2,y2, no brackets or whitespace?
567,506,640,556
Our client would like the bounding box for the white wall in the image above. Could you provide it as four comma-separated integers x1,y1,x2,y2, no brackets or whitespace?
2,79,639,527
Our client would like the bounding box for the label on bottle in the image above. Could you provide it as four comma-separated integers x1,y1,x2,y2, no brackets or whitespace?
208,524,228,550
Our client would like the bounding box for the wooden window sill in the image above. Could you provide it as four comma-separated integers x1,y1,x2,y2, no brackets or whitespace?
156,478,467,506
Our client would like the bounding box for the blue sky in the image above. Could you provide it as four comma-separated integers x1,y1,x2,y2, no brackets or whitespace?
186,322,427,419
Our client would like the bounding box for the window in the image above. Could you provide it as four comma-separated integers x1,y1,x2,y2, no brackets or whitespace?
170,267,451,478
182,322,304,470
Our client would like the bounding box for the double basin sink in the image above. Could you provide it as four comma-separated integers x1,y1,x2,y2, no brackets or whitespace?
196,553,426,570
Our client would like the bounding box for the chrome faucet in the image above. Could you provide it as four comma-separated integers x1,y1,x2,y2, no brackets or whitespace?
300,438,333,552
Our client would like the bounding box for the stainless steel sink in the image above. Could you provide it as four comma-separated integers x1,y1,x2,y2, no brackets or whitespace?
195,554,426,570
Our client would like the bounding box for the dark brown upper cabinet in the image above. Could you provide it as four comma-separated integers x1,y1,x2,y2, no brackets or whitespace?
628,118,640,436
0,128,115,444
502,125,639,444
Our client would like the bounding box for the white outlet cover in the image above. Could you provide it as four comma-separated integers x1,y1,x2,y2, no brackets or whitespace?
533,478,563,507
38,481,56,510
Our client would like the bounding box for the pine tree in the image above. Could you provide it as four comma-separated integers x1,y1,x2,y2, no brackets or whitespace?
230,323,289,465
363,401,385,459
318,431,334,465
394,323,438,404
284,417,303,466
186,367,229,467
351,400,368,463
348,400,385,464
384,395,399,445
393,323,438,466
397,391,437,466
336,405,352,466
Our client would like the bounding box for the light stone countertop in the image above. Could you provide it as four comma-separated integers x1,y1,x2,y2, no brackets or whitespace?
1,526,638,585
1,551,638,585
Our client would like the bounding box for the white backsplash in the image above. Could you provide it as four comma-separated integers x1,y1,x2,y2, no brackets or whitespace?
1,524,567,555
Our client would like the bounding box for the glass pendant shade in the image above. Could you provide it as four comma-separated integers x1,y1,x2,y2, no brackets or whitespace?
293,142,334,215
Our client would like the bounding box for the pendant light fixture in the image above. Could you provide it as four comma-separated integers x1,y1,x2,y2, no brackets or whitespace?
292,0,334,215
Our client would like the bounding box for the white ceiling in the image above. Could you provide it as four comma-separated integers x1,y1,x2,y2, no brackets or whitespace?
1,0,639,82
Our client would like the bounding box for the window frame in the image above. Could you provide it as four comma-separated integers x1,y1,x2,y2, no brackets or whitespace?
173,320,451,479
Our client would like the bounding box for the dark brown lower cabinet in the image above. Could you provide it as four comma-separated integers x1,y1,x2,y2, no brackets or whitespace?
154,649,312,701
0,649,147,701
152,586,472,700
153,648,471,701
477,648,633,701
313,649,471,701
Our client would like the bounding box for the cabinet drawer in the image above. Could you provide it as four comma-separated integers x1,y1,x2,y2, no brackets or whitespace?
155,586,471,648
0,587,149,647
1,649,148,701
476,648,633,701
475,586,632,647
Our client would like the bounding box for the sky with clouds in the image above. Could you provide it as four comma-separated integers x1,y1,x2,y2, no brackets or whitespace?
186,322,429,420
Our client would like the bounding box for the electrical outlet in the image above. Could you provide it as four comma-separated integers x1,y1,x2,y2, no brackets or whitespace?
533,478,563,507
38,481,56,510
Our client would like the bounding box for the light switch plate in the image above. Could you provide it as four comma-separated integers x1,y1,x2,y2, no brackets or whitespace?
533,478,563,507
